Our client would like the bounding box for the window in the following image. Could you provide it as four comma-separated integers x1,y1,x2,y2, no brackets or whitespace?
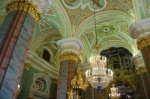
42,50,50,62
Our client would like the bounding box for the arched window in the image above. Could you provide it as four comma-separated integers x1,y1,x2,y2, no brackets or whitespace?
42,50,50,62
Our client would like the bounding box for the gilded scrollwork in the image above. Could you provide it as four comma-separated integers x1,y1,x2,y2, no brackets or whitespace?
6,0,42,22
113,69,136,91
137,34,150,50
71,67,88,91
67,89,74,99
135,66,147,75
25,63,31,71
59,52,80,62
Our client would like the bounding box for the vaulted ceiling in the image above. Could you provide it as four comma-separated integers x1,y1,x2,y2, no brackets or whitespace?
0,0,149,68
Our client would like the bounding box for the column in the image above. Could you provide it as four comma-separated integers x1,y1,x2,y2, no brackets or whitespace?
0,0,41,98
56,37,82,99
132,53,150,98
130,18,150,71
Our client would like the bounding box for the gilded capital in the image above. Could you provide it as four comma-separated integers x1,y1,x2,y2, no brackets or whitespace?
135,66,147,75
57,38,83,62
6,0,42,22
59,52,81,62
137,34,150,50
130,18,150,50
132,53,147,74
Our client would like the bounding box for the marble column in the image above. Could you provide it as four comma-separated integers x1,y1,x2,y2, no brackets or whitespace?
0,1,41,98
56,38,82,99
132,53,150,98
130,18,150,98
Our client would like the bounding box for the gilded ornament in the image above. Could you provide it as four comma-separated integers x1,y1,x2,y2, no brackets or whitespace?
67,89,74,99
113,69,136,91
59,52,80,62
135,66,147,74
25,63,31,71
71,67,88,91
137,34,150,50
6,0,42,22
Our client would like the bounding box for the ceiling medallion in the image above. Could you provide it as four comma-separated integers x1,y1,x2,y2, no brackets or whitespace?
97,24,117,36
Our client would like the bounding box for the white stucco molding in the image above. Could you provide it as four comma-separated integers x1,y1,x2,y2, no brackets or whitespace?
57,37,83,54
130,18,150,40
29,0,51,11
132,53,145,68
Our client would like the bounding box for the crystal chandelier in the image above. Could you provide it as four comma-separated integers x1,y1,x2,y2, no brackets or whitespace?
85,45,113,90
85,0,113,91
109,84,121,99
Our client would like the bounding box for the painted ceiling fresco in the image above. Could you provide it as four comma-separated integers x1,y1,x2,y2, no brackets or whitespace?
0,0,149,68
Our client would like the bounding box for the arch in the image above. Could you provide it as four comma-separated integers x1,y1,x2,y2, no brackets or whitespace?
50,0,72,38
30,28,62,51
75,11,135,38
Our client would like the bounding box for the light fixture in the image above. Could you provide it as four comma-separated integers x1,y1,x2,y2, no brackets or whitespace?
109,84,121,99
85,0,113,91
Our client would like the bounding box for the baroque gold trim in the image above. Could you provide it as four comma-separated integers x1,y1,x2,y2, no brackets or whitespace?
71,67,88,90
6,0,42,22
135,66,147,75
137,34,150,50
59,52,80,62
25,63,31,71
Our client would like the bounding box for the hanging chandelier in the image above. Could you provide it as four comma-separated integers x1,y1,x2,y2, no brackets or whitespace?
85,0,113,91
85,44,113,90
109,84,121,99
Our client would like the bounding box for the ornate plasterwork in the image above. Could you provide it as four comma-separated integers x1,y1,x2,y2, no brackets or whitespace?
6,0,42,22
28,51,59,77
62,0,134,30
132,53,145,67
75,10,136,61
130,18,150,39
137,34,150,50
130,18,150,49
84,31,95,44
28,0,51,11
132,53,147,75
57,37,83,54
30,28,62,69
29,73,51,98
62,0,106,11
97,24,117,36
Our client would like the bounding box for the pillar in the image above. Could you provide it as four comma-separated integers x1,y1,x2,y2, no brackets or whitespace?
130,18,150,96
132,53,149,98
56,37,82,99
0,0,41,98
130,18,150,71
